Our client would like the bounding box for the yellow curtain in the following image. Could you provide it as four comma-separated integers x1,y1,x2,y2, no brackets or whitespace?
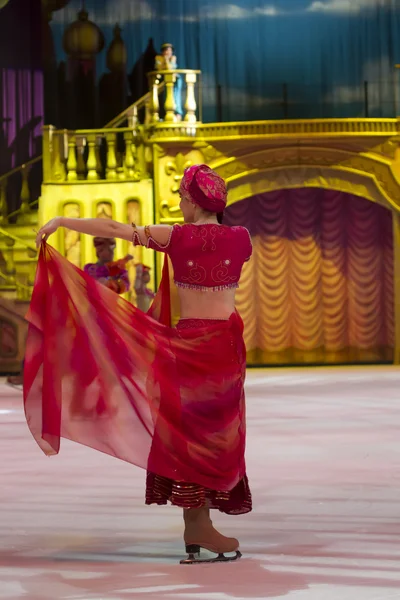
227,189,394,365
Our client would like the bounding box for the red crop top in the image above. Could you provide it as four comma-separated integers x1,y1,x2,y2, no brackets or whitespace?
134,223,252,291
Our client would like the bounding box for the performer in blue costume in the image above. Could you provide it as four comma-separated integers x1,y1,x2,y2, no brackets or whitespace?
155,42,183,120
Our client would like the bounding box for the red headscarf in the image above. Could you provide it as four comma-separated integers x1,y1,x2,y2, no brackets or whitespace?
179,164,227,213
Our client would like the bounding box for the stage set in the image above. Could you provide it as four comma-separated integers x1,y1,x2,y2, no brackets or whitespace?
1,0,400,598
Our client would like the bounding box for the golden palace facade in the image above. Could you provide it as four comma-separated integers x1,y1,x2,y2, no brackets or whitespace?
2,69,400,371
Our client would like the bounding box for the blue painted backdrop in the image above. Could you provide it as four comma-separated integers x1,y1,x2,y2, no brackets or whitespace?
51,0,400,122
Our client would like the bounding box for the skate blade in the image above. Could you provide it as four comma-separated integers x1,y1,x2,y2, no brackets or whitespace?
180,550,242,565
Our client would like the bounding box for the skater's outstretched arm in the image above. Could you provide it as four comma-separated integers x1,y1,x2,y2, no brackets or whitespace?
35,217,172,249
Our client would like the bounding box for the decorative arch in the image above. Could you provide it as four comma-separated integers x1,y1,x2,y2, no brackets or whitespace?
210,145,400,214
209,146,400,364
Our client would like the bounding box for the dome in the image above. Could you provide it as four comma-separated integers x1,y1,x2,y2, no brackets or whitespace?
63,9,105,59
106,24,127,72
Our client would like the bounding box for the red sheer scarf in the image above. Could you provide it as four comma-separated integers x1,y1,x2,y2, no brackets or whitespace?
147,254,172,326
24,243,247,491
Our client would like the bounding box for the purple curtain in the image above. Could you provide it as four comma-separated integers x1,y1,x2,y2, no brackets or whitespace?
224,189,394,365
0,0,43,176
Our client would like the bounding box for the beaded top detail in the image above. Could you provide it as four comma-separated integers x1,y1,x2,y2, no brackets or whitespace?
135,223,252,292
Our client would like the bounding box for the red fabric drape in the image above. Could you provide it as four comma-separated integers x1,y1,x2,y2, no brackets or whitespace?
147,255,172,327
23,244,247,491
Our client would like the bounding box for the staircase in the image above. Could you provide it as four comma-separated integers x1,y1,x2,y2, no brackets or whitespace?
0,220,36,373
0,70,200,372
0,82,163,295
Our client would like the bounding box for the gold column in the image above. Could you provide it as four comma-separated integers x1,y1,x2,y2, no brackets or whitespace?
66,135,78,181
124,130,135,178
86,134,99,180
150,75,160,123
144,97,151,124
95,136,102,178
53,130,67,182
393,210,400,364
163,72,176,123
106,132,117,180
43,126,67,182
42,125,53,182
76,136,86,180
184,72,197,123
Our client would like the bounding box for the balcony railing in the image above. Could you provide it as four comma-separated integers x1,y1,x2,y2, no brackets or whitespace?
147,69,202,124
103,81,165,128
43,126,144,183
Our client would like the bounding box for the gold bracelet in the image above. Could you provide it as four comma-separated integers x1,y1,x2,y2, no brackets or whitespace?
131,222,140,245
144,225,151,240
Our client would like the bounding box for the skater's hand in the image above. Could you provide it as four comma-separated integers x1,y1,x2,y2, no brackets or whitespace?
36,217,62,248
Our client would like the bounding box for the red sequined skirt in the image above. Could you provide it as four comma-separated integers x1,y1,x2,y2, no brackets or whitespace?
145,318,253,515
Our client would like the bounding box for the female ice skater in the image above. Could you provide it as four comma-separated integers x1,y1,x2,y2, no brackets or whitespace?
26,165,252,564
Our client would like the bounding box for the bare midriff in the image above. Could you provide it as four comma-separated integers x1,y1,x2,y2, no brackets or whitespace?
177,286,236,320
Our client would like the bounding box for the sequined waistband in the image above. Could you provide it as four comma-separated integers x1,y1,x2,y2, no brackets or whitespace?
176,318,228,330
175,281,239,292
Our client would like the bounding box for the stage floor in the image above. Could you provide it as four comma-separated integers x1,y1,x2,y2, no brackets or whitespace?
1,367,400,600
